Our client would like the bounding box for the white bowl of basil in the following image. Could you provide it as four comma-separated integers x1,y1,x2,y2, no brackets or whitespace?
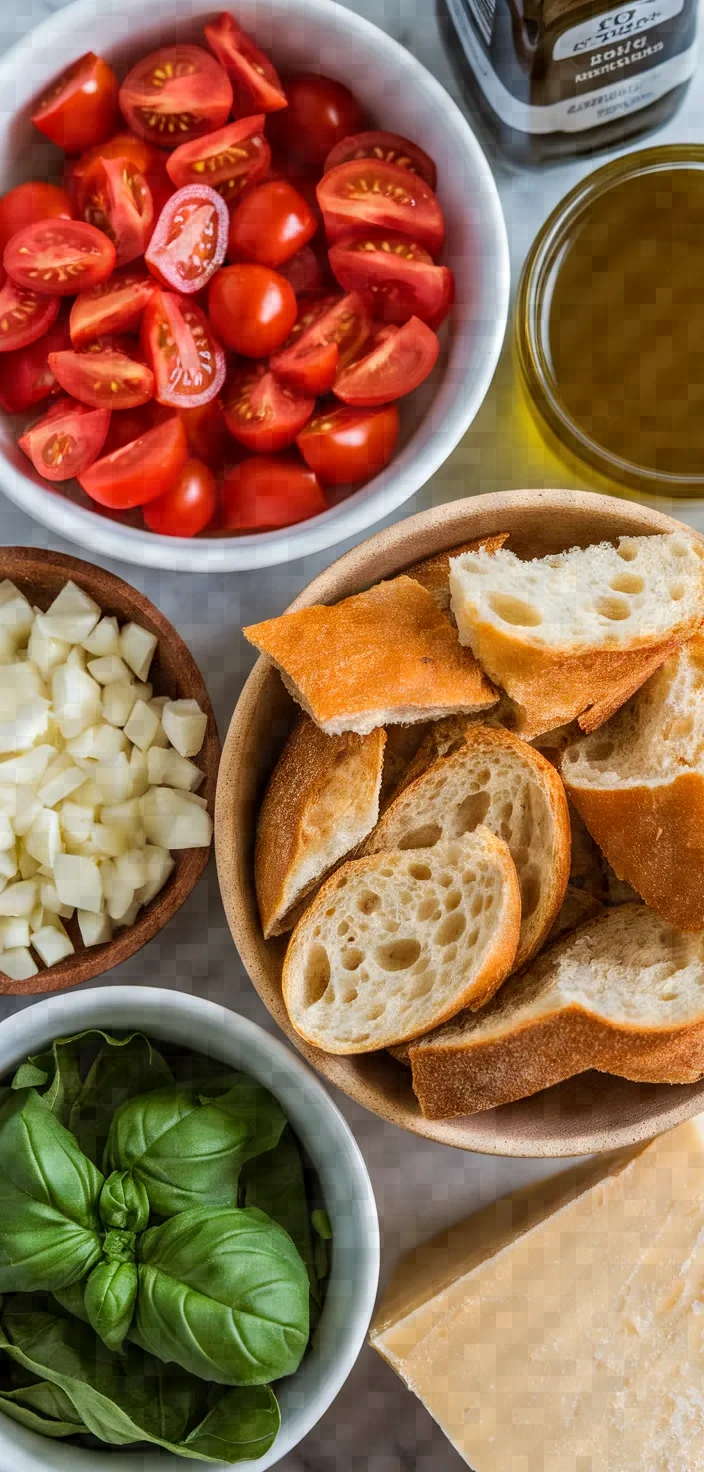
0,987,379,1469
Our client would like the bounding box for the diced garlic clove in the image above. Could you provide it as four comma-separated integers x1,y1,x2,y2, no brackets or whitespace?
25,809,63,870
120,623,157,682
0,917,30,949
39,880,74,919
41,581,101,643
137,845,175,905
37,755,85,808
28,614,71,679
66,723,128,761
102,682,138,729
82,616,120,658
93,753,132,804
31,923,74,967
77,908,113,946
92,822,129,859
146,746,204,793
114,898,141,930
53,854,103,914
0,879,38,917
52,664,102,739
87,654,132,687
0,946,38,981
161,699,208,758
142,787,213,849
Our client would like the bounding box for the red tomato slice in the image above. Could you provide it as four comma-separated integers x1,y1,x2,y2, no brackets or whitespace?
0,279,60,352
144,456,217,536
207,263,297,357
78,415,188,508
333,317,439,405
222,453,326,530
103,401,161,455
269,75,365,170
166,117,270,203
318,161,445,255
80,157,154,269
297,402,399,485
204,14,287,115
145,185,228,295
19,396,110,481
227,180,317,269
0,183,73,259
4,220,116,296
323,131,437,190
179,398,229,467
270,291,370,396
328,234,454,328
0,316,69,413
70,269,158,348
141,290,226,409
49,343,154,411
72,132,161,197
278,246,324,296
119,46,233,148
32,53,120,154
224,363,314,451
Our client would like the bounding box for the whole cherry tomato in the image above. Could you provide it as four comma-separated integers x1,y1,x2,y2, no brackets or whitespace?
227,180,317,269
144,456,217,536
297,403,399,485
208,264,296,356
269,74,365,169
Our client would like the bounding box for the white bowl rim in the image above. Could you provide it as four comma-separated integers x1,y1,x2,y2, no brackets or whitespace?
0,0,510,572
0,985,380,1471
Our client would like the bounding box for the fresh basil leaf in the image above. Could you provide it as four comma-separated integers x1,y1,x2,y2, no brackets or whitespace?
13,1039,84,1127
184,1385,280,1462
0,1298,204,1451
0,1090,103,1292
0,1380,86,1439
11,1064,48,1091
84,1259,138,1352
105,1079,287,1218
68,1032,174,1165
99,1170,149,1232
136,1206,310,1385
242,1127,320,1306
52,1282,89,1324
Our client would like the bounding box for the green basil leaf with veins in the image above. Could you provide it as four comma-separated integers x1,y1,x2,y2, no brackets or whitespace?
105,1079,287,1218
242,1127,321,1306
0,1090,103,1292
13,1039,83,1126
184,1385,280,1463
52,1281,90,1324
135,1205,310,1385
84,1258,138,1352
0,1380,86,1439
99,1170,149,1232
68,1031,174,1165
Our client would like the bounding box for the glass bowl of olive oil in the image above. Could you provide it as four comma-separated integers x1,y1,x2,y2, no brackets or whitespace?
516,146,704,500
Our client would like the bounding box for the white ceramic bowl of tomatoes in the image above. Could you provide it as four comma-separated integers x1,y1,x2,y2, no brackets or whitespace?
0,0,509,571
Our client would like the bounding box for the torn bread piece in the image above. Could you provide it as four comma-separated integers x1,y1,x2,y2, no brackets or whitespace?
363,724,570,970
282,828,521,1054
255,717,386,939
379,723,431,808
563,636,704,930
409,903,704,1118
244,577,498,736
405,532,509,613
449,532,704,737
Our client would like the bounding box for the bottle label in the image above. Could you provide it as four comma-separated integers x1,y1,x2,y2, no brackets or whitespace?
446,0,697,133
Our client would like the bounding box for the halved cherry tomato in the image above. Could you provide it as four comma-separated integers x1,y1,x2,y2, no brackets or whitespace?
0,183,73,259
0,316,69,413
270,75,365,170
179,398,229,467
270,291,370,396
318,161,445,255
141,290,226,408
4,220,115,296
334,317,439,405
70,269,158,347
103,401,161,455
144,456,217,535
278,246,324,296
222,453,327,530
49,343,154,410
329,234,454,327
119,46,233,148
78,414,188,507
0,279,60,351
323,131,437,190
32,53,120,154
224,363,314,451
204,14,287,115
72,132,161,195
208,264,296,356
19,396,110,481
297,402,399,485
80,157,154,268
145,185,228,294
227,180,317,269
166,117,270,203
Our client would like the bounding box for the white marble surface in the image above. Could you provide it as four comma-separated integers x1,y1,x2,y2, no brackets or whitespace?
0,1,703,1467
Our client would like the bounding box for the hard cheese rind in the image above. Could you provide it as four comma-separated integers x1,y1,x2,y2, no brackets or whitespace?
371,1118,704,1471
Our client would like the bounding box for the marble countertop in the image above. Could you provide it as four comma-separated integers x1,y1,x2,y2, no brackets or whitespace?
1,1,703,1466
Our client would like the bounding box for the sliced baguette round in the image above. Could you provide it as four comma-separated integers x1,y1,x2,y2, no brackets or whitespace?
255,717,386,939
448,532,704,737
362,724,571,969
409,903,704,1118
282,828,521,1054
563,638,704,931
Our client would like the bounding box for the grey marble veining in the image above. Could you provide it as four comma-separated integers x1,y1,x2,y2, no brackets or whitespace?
0,1,703,1466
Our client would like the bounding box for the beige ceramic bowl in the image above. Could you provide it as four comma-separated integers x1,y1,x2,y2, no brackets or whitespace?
216,489,704,1157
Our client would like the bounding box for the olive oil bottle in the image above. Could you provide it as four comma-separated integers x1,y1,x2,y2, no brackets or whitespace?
438,0,697,164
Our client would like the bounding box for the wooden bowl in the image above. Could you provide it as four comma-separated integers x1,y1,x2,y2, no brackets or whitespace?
0,547,220,995
216,489,704,1157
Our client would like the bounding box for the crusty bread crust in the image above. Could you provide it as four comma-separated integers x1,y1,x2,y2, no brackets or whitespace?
363,723,571,970
244,577,498,736
406,533,509,612
255,718,386,938
576,639,683,732
409,903,704,1117
567,773,704,931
